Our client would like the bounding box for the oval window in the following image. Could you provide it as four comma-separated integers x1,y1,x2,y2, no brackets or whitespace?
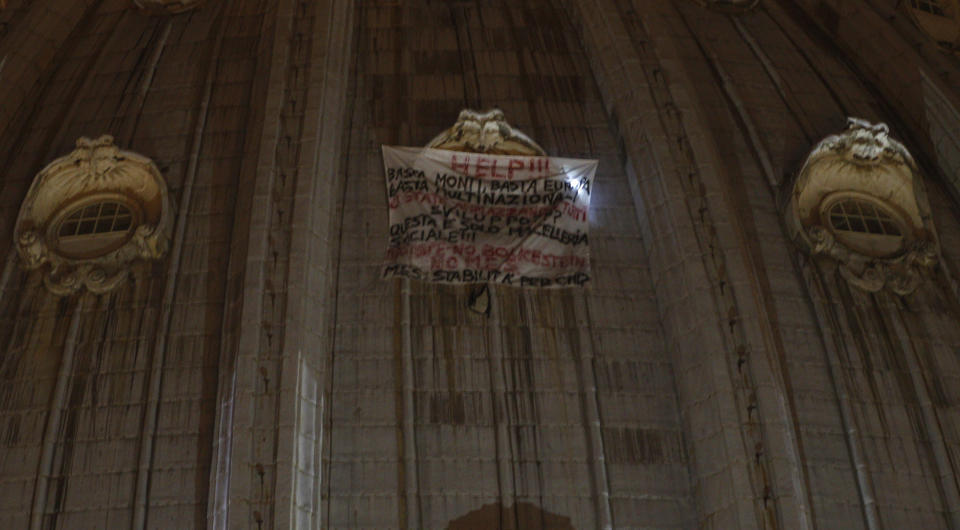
54,200,137,259
824,197,906,257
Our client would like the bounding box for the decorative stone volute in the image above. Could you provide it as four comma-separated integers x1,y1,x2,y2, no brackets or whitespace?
427,109,546,156
14,135,174,295
134,0,202,15
785,118,939,295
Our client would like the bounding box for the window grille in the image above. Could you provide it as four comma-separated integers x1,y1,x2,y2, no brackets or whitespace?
828,199,902,237
911,0,950,17
58,201,133,239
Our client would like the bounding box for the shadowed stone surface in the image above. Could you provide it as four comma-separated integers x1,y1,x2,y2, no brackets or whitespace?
0,1,959,529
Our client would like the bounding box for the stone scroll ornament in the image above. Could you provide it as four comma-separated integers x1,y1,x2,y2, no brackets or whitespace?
134,0,202,14
785,118,940,295
14,136,174,295
382,109,597,288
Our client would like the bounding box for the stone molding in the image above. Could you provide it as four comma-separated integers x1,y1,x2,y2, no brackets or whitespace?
427,109,546,156
903,0,960,53
14,135,173,295
133,0,202,15
786,118,939,295
692,0,760,14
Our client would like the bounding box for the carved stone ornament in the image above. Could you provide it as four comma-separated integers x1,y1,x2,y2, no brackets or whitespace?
133,0,202,15
692,0,760,14
785,118,939,295
427,109,546,156
14,135,173,295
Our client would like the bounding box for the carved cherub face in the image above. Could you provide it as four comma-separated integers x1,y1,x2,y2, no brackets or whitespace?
844,119,894,163
428,109,545,156
90,143,122,178
447,109,513,153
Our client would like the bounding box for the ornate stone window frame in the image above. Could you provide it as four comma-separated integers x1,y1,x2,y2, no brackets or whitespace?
14,136,174,295
785,118,939,295
904,0,960,52
819,191,911,258
51,193,143,259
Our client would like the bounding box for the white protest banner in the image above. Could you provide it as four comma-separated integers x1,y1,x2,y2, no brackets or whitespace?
382,146,596,287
